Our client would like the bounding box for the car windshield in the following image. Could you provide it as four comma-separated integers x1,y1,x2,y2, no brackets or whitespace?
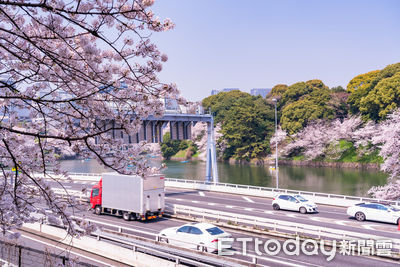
206,227,224,235
294,195,308,202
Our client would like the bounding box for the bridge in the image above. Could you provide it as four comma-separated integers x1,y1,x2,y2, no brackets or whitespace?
98,110,219,183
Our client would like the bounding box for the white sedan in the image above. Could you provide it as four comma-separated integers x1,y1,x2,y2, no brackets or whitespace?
158,223,233,252
272,194,317,214
347,202,400,224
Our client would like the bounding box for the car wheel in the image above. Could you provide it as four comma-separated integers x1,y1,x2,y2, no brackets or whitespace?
123,211,131,221
94,205,102,215
299,207,307,214
355,212,365,221
273,204,280,210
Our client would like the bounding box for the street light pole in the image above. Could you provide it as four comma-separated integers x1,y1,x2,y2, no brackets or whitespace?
272,98,279,189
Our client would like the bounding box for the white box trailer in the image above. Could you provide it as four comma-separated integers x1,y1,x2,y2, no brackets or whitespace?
90,173,165,221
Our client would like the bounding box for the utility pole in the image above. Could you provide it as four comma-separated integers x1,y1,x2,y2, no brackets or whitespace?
272,98,279,189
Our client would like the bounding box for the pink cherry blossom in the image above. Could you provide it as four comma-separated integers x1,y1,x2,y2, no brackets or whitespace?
0,0,177,236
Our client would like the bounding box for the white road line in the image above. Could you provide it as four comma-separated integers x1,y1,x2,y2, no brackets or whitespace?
245,208,253,211
242,196,254,203
198,191,205,197
175,198,183,201
362,224,377,230
264,211,275,214
208,203,215,206
226,206,234,208
18,233,113,266
310,217,323,221
191,201,199,203
286,214,298,218
335,220,349,226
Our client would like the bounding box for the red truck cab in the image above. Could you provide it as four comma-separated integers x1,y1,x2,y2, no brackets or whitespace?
90,179,102,211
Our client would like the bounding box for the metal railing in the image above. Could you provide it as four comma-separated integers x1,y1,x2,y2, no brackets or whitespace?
69,215,252,267
171,204,400,252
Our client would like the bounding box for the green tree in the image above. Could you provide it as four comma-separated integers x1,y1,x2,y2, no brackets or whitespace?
347,63,400,120
280,80,333,134
221,97,274,161
160,132,181,160
360,72,400,120
202,90,250,123
267,84,288,99
347,70,380,114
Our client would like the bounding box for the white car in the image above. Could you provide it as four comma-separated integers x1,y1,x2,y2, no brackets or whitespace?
272,194,317,214
158,223,233,252
347,202,400,224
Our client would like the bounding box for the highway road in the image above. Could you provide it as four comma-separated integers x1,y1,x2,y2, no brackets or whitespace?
37,179,400,266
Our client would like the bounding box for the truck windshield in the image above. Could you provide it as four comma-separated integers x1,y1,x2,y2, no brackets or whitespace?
92,188,99,197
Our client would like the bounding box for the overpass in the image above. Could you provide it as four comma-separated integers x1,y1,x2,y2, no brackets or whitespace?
98,112,219,182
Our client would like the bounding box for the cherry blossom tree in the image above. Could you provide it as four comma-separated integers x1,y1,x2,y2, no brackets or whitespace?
0,0,178,237
368,109,400,200
284,116,362,160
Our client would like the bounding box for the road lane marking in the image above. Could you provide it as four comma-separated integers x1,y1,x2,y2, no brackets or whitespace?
198,191,205,196
226,205,234,208
335,220,349,226
264,211,274,214
208,203,215,206
242,196,254,203
191,201,199,203
362,224,377,230
245,208,253,211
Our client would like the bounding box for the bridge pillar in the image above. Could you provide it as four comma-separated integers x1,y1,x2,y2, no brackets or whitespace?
205,116,219,183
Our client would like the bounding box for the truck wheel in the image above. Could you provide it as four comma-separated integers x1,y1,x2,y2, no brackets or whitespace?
299,207,307,214
94,206,102,215
123,212,131,221
130,213,138,221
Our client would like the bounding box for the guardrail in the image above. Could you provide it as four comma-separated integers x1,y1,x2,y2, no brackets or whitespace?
171,204,400,253
70,215,254,266
41,171,400,208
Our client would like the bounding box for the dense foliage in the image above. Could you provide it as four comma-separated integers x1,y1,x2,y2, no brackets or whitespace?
203,92,274,161
347,63,400,121
279,80,334,134
160,132,197,160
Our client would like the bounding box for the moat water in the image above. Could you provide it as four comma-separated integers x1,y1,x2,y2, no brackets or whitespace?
60,158,388,197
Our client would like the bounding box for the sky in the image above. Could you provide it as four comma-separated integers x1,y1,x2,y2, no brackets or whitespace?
151,0,400,101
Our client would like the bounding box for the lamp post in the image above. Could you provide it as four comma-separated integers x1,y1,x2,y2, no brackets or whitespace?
272,98,279,189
